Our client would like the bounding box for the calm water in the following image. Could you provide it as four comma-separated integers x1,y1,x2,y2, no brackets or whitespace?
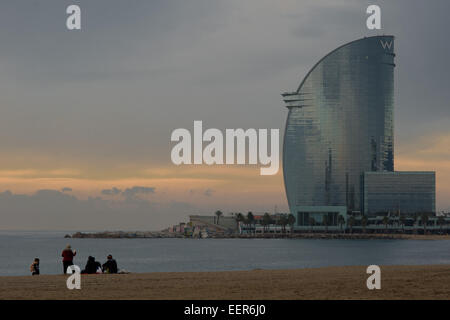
1,231,450,276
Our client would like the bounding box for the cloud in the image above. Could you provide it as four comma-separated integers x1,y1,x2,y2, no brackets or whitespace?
61,187,72,192
0,189,193,231
186,188,215,197
0,190,12,197
101,186,157,199
122,186,156,199
101,187,122,196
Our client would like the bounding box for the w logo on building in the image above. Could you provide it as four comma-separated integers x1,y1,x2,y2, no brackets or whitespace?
380,40,393,50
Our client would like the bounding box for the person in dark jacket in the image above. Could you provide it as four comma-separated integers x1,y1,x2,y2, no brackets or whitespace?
102,255,118,274
61,245,76,274
30,258,40,275
82,256,102,274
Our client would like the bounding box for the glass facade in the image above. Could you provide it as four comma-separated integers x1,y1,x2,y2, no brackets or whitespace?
296,206,347,227
282,36,395,215
363,172,435,215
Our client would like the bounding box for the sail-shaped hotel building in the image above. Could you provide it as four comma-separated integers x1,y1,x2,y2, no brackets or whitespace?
282,36,435,227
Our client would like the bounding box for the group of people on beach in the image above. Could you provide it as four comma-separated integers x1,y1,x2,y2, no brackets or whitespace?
30,244,118,275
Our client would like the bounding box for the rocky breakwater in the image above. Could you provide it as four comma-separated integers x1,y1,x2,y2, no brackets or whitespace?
70,231,180,239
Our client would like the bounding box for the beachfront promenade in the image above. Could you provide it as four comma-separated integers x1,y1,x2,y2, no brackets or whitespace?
69,230,450,240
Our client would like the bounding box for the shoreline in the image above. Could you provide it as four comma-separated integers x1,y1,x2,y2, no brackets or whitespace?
69,231,450,241
1,264,449,300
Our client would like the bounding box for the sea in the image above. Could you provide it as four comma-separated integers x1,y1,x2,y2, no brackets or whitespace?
1,230,450,276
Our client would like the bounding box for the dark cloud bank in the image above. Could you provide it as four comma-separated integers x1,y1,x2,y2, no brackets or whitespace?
0,189,194,231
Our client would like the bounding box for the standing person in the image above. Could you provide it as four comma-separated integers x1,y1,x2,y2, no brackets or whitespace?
61,244,76,274
30,258,40,275
102,255,118,274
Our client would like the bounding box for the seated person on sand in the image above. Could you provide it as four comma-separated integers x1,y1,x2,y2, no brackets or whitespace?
81,256,102,274
30,258,40,275
102,254,118,274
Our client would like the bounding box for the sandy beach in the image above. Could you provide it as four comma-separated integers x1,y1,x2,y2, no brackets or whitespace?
0,265,449,300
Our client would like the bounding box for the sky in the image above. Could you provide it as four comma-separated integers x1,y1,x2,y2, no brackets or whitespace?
0,0,449,230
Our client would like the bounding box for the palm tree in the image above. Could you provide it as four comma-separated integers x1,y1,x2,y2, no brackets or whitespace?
413,213,420,234
309,217,316,233
382,216,390,233
235,213,244,234
322,215,329,233
393,209,400,228
215,210,223,225
247,212,255,234
338,214,345,233
278,215,288,234
287,214,296,234
262,213,272,233
260,218,266,233
437,216,445,234
347,216,355,234
421,213,429,235
399,215,407,233
361,215,368,234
